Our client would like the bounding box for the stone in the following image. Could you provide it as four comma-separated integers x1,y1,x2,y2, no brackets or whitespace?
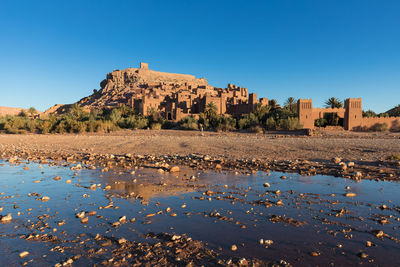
0,213,12,223
231,244,238,251
19,251,29,258
332,157,341,164
263,182,270,187
170,166,180,172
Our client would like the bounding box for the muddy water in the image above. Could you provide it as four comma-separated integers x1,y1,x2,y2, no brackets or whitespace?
0,159,399,266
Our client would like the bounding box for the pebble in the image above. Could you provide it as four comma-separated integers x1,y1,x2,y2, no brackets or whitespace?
0,213,12,223
231,244,238,251
170,166,180,172
19,251,29,258
263,182,271,187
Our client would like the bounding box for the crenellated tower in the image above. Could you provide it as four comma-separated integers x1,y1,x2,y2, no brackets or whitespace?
344,98,362,130
297,99,314,129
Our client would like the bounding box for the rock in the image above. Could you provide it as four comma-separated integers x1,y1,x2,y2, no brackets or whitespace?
348,162,355,167
170,166,180,172
215,164,222,169
41,196,50,202
76,212,85,218
81,217,89,224
345,192,356,197
19,251,29,258
358,252,368,259
375,230,384,238
119,216,127,223
309,251,320,257
366,241,372,247
263,182,270,188
0,213,12,223
354,171,362,178
53,176,61,181
171,235,181,241
231,244,238,251
280,176,287,179
264,240,273,246
118,238,127,244
332,157,341,164
66,179,72,184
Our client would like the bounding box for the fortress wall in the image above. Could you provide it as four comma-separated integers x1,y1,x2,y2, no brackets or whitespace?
311,108,345,120
361,117,400,131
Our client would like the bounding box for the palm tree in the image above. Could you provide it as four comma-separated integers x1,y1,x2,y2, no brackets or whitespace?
204,102,217,120
284,97,296,107
325,97,343,109
268,99,278,109
284,97,297,114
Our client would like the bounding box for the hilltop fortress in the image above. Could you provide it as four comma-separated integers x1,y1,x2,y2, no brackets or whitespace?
75,62,268,121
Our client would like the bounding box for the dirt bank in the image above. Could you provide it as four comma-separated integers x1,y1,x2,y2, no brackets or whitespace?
0,130,399,181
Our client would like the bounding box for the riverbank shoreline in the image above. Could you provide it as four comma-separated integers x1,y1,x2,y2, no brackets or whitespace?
1,130,399,181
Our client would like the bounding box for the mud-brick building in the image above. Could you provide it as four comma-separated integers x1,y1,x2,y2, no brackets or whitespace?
298,98,400,131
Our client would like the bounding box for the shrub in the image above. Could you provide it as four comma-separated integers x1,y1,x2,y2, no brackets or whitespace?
38,120,54,134
94,120,119,133
279,117,302,130
179,116,199,130
214,116,236,132
314,118,327,127
18,110,28,117
26,119,37,133
238,113,258,130
108,108,122,123
265,117,276,130
121,116,148,129
162,120,178,129
370,123,388,132
54,121,67,133
248,125,264,133
150,123,162,130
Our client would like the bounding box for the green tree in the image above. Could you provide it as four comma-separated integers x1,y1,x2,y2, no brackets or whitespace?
325,97,343,109
204,102,218,120
284,97,297,114
28,107,37,116
362,110,377,117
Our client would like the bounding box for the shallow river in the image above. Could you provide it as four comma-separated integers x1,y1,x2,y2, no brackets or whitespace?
0,159,399,266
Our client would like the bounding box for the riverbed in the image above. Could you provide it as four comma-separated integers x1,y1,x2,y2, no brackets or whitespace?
0,159,399,266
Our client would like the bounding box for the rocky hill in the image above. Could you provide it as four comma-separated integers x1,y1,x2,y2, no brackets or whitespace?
46,63,210,114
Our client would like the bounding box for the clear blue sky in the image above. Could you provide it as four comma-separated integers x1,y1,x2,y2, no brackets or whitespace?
1,0,399,113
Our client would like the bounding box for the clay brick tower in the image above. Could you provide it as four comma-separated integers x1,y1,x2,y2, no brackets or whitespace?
297,99,314,129
344,98,362,130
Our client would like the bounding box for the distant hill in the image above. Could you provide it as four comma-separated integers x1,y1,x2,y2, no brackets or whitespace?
0,106,27,116
385,105,400,117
